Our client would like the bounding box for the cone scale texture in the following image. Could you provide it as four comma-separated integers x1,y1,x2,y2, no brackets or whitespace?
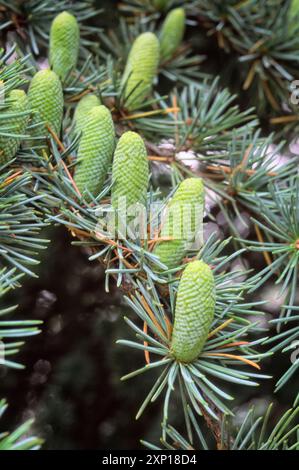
122,32,160,111
49,11,80,82
73,94,101,136
111,131,149,211
0,89,29,164
154,177,204,270
160,8,186,62
171,260,215,363
27,69,63,146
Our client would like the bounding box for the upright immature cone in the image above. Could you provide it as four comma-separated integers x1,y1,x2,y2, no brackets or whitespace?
171,260,215,363
0,89,29,164
153,178,204,270
111,131,149,210
49,11,80,82
160,8,185,62
121,32,160,111
290,0,299,18
27,69,63,147
74,105,115,199
73,94,101,136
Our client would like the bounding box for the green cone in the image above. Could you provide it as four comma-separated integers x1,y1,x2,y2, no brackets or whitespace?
121,32,160,111
74,105,115,199
153,178,204,270
0,89,29,164
171,260,215,363
111,131,149,211
73,94,101,136
289,0,299,32
27,69,63,148
153,0,169,10
160,8,185,62
49,11,80,82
